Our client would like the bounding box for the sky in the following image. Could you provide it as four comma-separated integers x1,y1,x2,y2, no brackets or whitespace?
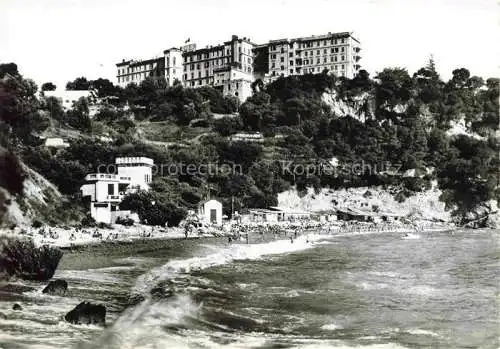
1,0,498,89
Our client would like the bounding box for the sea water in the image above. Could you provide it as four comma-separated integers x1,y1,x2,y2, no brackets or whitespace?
0,229,498,349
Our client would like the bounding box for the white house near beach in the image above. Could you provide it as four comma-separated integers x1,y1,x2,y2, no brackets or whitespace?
198,199,223,225
80,157,154,224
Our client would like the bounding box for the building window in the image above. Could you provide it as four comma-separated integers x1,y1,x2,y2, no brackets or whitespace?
289,60,293,66
108,184,114,195
341,55,345,61
341,47,345,52
290,69,293,74
316,50,320,55
289,52,293,58
281,65,284,70
280,57,284,62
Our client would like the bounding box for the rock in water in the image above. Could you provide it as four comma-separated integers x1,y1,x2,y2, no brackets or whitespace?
65,302,106,326
12,303,22,311
42,279,68,296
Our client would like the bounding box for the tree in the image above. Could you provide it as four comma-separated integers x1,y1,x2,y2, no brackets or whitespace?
0,69,48,144
375,68,413,110
448,68,470,89
65,97,91,130
43,96,64,122
120,191,187,226
91,78,118,97
41,82,57,91
66,77,90,90
0,63,19,78
213,116,243,136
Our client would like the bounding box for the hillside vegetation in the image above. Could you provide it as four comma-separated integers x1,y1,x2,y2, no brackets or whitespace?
0,61,498,227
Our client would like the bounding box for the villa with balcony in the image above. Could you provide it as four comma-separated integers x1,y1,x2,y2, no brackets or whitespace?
80,157,154,224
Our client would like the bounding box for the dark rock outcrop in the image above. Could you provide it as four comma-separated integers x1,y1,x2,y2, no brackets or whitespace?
64,301,106,326
12,303,22,311
150,286,174,300
42,279,68,296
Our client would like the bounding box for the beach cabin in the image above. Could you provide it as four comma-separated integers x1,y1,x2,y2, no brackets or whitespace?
44,137,69,148
336,207,403,223
198,199,223,225
248,209,282,223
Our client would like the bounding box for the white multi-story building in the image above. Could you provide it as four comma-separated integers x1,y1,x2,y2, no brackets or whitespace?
265,32,361,80
182,35,255,101
116,57,165,88
115,31,361,101
80,157,154,223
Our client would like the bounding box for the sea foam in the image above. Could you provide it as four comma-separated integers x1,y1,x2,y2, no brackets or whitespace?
132,234,324,296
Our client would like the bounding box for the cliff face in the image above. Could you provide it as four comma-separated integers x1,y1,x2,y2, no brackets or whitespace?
278,184,452,223
3,164,62,227
321,89,375,122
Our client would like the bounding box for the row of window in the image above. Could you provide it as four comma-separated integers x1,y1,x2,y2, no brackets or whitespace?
118,64,155,75
185,49,231,61
117,71,162,83
271,55,346,67
270,46,345,60
269,37,347,51
184,66,252,80
184,79,241,92
272,64,346,73
271,66,347,77
185,56,252,70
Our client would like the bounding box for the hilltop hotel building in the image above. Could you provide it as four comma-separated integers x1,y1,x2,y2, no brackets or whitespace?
116,32,361,101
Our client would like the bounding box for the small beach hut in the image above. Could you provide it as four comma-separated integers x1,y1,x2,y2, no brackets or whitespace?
198,199,223,225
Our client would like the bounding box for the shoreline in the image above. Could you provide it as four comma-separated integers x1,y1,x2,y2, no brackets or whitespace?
0,219,461,253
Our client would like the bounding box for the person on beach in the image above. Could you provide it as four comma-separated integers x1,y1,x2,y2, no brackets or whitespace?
228,235,232,244
290,236,294,244
245,232,249,244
